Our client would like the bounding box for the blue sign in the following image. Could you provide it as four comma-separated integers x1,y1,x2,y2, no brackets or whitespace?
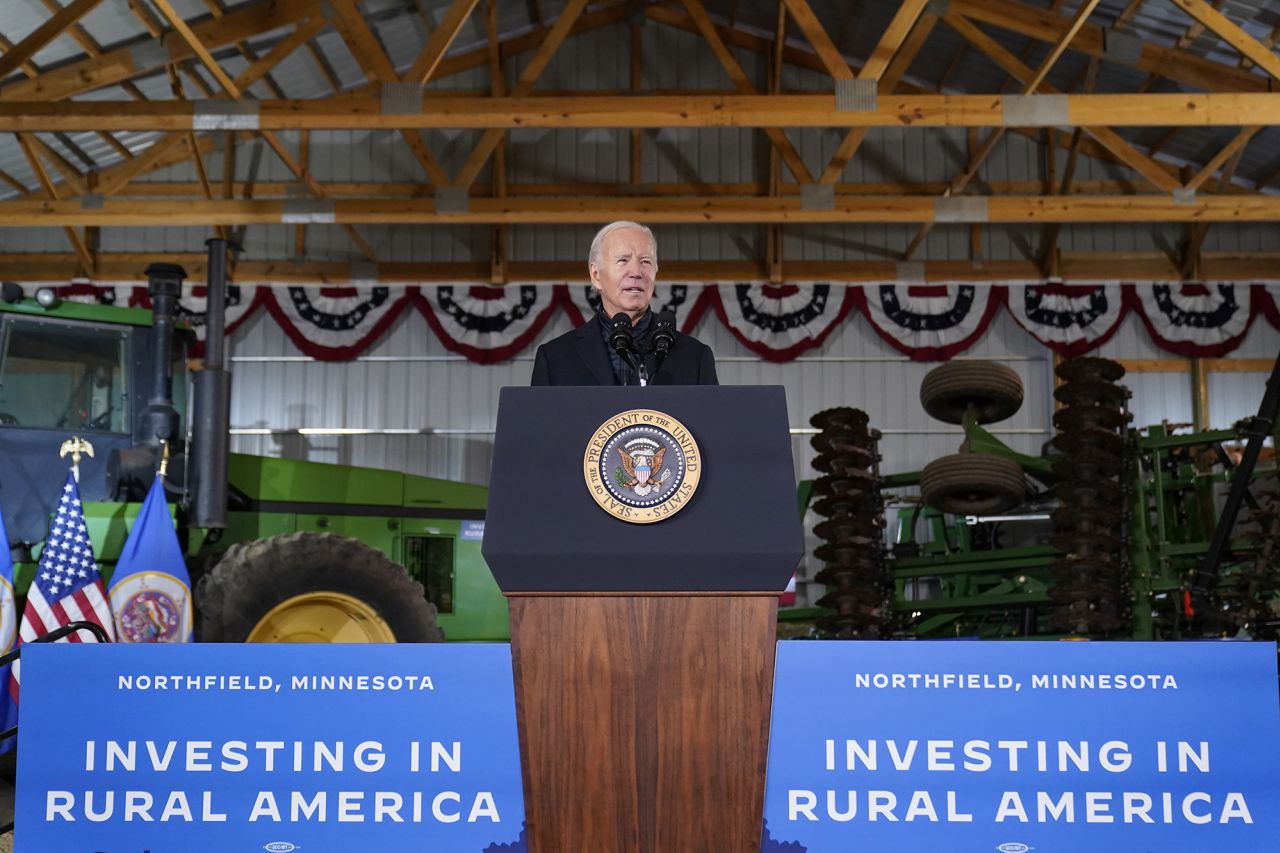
461,521,486,541
764,641,1280,852
16,643,526,852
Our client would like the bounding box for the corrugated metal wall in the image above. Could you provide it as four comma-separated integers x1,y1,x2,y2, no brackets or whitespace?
222,287,1278,605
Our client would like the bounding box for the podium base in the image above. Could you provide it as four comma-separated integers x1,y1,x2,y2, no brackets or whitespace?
507,593,778,853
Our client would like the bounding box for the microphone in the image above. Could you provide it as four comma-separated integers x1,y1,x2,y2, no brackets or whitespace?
649,310,677,374
608,312,639,384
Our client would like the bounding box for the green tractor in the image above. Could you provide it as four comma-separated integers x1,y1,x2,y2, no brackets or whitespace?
0,246,508,644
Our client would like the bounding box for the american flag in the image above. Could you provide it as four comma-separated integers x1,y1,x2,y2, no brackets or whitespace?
10,471,114,699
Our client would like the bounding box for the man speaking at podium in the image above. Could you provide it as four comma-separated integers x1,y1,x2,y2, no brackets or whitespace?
531,221,719,386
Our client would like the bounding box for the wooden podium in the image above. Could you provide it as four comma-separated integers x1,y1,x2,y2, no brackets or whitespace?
484,387,802,853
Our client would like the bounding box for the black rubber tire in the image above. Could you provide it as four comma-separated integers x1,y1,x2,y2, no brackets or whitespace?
920,361,1024,425
920,453,1027,515
195,532,443,643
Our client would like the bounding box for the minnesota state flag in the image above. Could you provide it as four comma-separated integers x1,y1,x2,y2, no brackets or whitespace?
108,476,193,643
0,507,18,751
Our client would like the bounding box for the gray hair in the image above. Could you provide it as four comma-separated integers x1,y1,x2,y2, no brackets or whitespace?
587,221,658,271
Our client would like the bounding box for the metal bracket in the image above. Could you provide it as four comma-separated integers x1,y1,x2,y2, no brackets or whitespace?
835,79,877,113
193,99,260,131
128,38,169,71
1103,28,1144,66
349,261,379,284
1002,94,1068,127
800,184,835,212
281,199,336,224
924,0,950,17
435,186,469,214
79,193,104,210
381,82,424,116
895,261,926,284
1172,187,1196,205
934,196,988,223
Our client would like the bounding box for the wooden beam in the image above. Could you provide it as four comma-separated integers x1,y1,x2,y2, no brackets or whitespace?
680,0,813,184
403,0,483,84
147,0,242,96
15,133,95,273
257,131,378,262
904,0,1101,258
453,0,591,187
6,251,1280,284
821,10,936,183
949,0,1268,94
7,92,1277,131
67,176,1189,199
1167,0,1280,83
1184,126,1260,191
6,194,1280,227
0,32,41,79
328,0,447,185
0,0,313,103
779,0,853,79
943,12,1181,193
0,0,103,82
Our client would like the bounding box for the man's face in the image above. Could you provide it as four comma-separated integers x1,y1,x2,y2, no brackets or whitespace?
590,227,657,321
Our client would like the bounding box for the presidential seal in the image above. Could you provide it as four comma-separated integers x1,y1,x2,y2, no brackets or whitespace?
583,409,701,523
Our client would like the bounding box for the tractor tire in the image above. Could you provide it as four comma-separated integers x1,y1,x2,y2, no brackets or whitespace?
920,453,1026,515
195,532,443,643
920,361,1024,425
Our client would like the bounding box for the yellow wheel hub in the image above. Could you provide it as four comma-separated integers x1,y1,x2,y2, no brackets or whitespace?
247,592,396,643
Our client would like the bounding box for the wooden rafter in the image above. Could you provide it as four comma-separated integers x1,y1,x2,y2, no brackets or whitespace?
1184,126,1260,192
0,0,311,103
453,0,591,188
147,0,241,95
1182,141,1249,276
404,0,484,84
680,0,813,184
328,0,447,186
821,8,936,184
5,194,1280,227
943,12,1181,193
1167,0,1280,83
0,0,103,81
14,133,94,273
950,0,1267,94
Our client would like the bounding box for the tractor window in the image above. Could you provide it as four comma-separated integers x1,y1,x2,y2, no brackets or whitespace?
0,316,129,432
403,535,455,614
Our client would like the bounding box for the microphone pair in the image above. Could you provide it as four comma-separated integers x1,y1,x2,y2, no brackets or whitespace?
610,311,677,385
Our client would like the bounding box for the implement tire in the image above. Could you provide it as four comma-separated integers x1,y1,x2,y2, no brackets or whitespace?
920,453,1027,515
920,360,1024,425
196,532,443,643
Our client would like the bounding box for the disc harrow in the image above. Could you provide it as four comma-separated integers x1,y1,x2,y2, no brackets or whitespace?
808,407,887,639
1046,356,1133,635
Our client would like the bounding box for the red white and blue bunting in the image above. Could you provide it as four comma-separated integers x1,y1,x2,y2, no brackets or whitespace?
415,284,563,364
1129,283,1255,357
11,281,1280,363
689,283,858,362
856,284,1002,361
264,285,412,361
1008,282,1126,357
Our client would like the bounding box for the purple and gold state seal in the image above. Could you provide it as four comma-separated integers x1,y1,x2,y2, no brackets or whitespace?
583,408,701,524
